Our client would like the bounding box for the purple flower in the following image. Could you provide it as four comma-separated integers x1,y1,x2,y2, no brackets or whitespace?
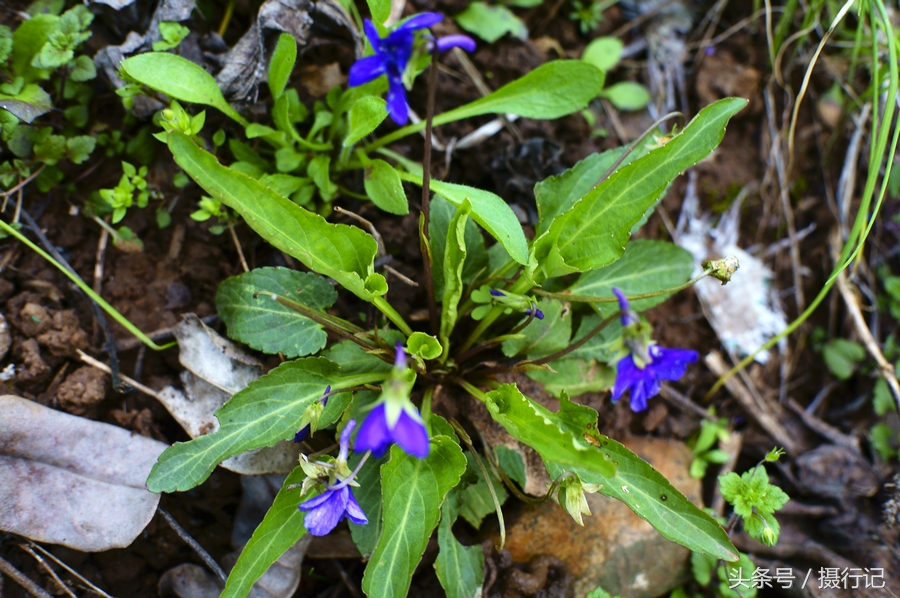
348,13,475,124
490,289,506,297
355,402,430,458
612,287,638,326
612,345,699,412
298,485,368,536
525,304,544,320
297,419,368,536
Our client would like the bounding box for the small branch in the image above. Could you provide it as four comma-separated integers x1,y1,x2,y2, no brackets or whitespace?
0,163,46,201
158,507,227,584
18,544,77,598
420,46,440,336
833,233,900,413
228,225,249,273
78,349,164,400
26,542,113,598
532,266,715,304
507,311,621,372
0,555,53,598
705,351,798,455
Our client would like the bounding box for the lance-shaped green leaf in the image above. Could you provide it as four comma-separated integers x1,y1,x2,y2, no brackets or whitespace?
440,199,472,354
530,98,747,281
530,392,737,560
147,358,388,493
482,384,615,478
437,61,604,122
348,452,385,558
364,159,407,215
362,436,467,598
501,298,570,359
430,195,488,297
216,268,337,358
526,358,615,398
568,240,694,311
268,33,297,99
167,132,383,301
222,466,311,598
435,491,485,598
534,140,654,235
367,0,390,24
121,53,248,125
398,172,528,265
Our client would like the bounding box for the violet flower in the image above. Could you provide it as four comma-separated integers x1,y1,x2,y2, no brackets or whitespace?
355,343,430,459
612,346,699,412
297,420,368,536
348,13,475,125
610,287,698,412
525,303,545,320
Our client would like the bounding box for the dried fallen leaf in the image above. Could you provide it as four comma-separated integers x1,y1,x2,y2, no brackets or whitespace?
153,314,302,475
0,395,167,551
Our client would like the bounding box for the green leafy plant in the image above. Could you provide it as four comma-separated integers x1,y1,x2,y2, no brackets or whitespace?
112,8,753,598
689,416,731,479
719,448,789,547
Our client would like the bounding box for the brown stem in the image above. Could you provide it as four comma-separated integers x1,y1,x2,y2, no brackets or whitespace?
420,46,440,336
480,311,622,376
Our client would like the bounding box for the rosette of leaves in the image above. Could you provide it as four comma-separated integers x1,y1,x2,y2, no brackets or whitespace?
121,21,748,595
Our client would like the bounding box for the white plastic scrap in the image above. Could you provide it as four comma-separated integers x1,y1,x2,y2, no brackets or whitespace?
675,176,787,363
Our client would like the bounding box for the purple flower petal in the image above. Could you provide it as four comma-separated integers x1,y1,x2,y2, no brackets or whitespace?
386,75,409,124
612,344,698,412
490,289,505,297
395,12,442,33
293,425,310,443
349,55,387,87
394,342,407,369
345,488,369,525
300,487,350,536
393,410,430,458
355,403,392,458
611,354,638,401
612,287,637,326
363,19,382,52
436,34,476,53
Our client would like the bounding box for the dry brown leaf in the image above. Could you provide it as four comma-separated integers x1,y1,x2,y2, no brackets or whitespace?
0,395,167,551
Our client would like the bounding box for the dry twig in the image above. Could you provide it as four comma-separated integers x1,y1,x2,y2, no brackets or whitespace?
0,555,53,598
705,351,798,455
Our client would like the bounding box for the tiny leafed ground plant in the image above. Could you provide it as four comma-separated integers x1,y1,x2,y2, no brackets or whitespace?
118,4,751,597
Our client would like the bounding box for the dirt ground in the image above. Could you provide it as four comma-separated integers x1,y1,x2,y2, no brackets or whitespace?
1,1,899,597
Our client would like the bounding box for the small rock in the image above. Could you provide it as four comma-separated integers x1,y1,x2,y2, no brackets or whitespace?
15,338,50,385
57,366,108,415
501,437,700,598
795,445,879,499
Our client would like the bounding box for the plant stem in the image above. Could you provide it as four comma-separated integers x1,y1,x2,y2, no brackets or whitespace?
532,266,716,304
0,217,175,351
456,378,489,403
457,276,534,355
420,48,440,336
512,311,620,370
373,295,413,336
421,386,434,434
